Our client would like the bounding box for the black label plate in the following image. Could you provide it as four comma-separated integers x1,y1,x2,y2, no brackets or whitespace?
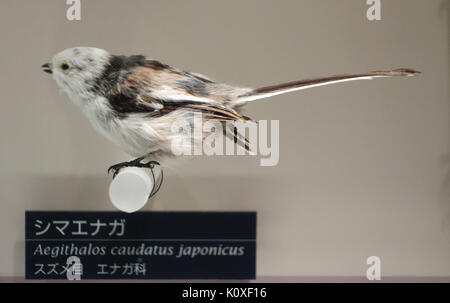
25,211,256,280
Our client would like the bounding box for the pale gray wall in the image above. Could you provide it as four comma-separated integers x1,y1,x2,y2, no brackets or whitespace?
0,0,448,278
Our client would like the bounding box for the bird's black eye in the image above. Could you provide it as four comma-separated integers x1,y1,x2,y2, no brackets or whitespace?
61,63,70,70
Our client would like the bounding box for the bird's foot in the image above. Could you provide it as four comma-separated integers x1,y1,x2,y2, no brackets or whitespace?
108,158,161,179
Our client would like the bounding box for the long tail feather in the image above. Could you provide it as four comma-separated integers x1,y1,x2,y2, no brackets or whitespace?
235,68,420,105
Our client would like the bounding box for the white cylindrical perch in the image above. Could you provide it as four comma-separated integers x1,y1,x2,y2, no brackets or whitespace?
109,167,161,213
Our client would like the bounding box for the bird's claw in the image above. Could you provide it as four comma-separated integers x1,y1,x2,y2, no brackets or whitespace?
107,162,126,178
108,158,163,197
108,159,161,179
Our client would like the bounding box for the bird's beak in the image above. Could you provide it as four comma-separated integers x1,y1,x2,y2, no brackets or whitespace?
42,63,52,74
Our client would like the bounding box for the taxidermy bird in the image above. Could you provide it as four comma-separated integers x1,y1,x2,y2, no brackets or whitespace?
42,47,420,177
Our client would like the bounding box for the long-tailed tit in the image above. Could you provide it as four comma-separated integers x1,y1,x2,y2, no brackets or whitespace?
42,47,420,176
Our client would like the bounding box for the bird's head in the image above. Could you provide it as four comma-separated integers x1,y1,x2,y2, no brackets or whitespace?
42,47,111,97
